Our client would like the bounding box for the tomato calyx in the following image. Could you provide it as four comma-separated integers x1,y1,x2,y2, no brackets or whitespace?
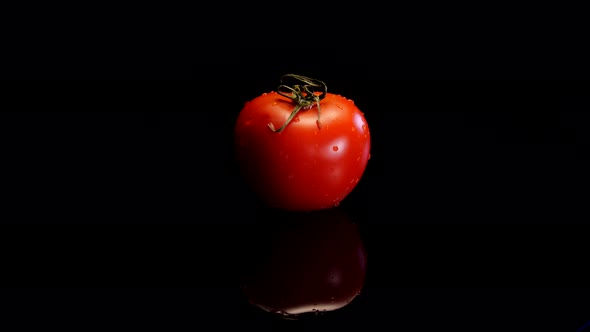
268,74,327,133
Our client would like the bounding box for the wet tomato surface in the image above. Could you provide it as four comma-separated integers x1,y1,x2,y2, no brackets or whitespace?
234,74,371,211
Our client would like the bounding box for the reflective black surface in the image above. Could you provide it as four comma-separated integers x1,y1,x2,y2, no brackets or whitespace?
2,79,589,331
239,208,367,319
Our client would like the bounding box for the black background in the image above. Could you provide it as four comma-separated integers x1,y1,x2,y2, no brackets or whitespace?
3,78,590,332
3,6,590,331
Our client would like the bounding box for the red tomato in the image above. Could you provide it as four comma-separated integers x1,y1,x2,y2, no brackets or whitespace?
239,208,367,319
234,74,371,211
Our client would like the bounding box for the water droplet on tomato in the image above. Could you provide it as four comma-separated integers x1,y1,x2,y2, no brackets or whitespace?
351,126,356,132
314,130,318,135
293,116,300,122
272,102,278,106
332,145,339,151
361,124,367,131
287,174,294,180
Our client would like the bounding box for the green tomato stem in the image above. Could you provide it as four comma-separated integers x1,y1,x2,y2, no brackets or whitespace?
268,74,327,133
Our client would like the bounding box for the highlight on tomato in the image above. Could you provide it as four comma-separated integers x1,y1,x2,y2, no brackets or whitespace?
234,74,371,212
238,207,367,319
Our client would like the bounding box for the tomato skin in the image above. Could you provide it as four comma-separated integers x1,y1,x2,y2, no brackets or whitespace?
234,91,370,211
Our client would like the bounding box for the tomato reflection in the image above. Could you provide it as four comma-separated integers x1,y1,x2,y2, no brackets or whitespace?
239,207,367,319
